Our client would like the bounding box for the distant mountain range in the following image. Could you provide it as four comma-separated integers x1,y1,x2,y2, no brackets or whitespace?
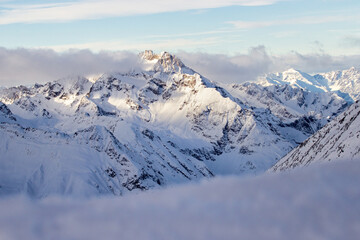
0,50,358,198
259,67,360,102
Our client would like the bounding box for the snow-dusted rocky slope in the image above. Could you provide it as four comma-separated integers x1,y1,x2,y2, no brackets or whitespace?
271,100,360,172
0,51,351,197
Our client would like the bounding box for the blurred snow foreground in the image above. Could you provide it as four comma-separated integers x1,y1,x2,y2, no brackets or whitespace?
0,160,359,240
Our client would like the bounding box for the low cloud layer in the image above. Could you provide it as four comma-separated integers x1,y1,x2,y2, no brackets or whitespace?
178,47,360,83
0,46,360,87
177,46,273,83
0,48,140,87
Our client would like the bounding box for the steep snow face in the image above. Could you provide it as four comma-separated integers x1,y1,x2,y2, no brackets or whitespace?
0,51,352,197
271,101,360,172
259,67,360,102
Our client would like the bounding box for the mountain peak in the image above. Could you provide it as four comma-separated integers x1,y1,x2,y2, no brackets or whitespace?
284,68,300,73
140,50,185,73
283,68,312,78
140,50,157,61
348,66,357,72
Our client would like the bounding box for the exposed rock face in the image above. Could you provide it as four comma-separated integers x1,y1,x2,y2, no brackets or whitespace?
0,102,16,121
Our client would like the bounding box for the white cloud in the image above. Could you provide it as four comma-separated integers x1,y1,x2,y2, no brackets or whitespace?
227,20,274,29
177,46,273,83
0,48,140,87
228,15,360,29
0,159,359,240
45,37,220,53
0,0,283,24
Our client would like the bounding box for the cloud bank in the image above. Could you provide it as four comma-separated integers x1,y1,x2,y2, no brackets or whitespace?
0,0,282,25
178,47,360,83
1,46,360,87
0,48,140,87
0,160,359,239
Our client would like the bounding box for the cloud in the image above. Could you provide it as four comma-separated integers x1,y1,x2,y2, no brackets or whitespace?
228,15,360,29
177,46,273,83
0,48,140,87
0,0,282,25
227,20,274,29
45,37,220,53
0,159,359,239
1,46,360,87
270,52,360,74
178,47,360,83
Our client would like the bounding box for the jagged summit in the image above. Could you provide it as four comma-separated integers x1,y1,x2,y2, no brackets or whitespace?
140,50,187,73
140,50,157,60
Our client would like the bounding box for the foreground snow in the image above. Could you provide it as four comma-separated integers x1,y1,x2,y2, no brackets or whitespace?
0,160,359,240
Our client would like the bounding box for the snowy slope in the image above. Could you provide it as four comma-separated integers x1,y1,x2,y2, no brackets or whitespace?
0,159,359,240
0,50,352,197
271,100,360,172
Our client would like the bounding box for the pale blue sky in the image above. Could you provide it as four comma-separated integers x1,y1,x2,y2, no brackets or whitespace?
0,0,359,55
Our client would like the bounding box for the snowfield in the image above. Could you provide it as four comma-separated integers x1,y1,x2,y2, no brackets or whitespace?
0,159,359,240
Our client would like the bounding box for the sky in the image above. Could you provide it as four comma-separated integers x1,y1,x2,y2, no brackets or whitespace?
1,0,360,86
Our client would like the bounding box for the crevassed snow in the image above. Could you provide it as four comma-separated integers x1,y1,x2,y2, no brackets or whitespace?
0,159,359,240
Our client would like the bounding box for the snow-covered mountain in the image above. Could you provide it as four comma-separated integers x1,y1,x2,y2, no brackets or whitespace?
271,100,360,172
0,50,352,197
259,67,360,102
316,67,360,102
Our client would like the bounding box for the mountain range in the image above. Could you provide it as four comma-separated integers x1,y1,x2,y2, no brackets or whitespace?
0,50,358,198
